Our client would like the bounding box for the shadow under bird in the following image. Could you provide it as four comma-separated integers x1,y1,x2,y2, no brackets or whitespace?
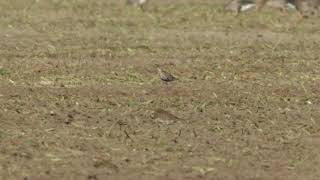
151,108,182,125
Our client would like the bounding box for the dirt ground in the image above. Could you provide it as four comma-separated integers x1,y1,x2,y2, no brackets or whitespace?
1,0,320,179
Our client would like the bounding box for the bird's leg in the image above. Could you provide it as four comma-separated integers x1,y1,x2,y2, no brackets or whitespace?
139,4,145,11
163,81,171,91
297,11,306,22
255,0,268,11
280,6,288,16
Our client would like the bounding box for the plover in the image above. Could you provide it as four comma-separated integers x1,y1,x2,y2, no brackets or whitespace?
225,0,296,14
157,67,176,82
127,0,148,7
294,0,320,18
225,0,242,15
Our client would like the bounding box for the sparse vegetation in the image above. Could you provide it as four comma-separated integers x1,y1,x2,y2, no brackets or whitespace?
0,0,320,179
0,68,8,76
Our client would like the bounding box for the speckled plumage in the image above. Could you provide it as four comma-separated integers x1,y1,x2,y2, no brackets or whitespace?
157,68,176,82
225,0,320,16
126,0,147,6
225,0,242,15
294,0,320,18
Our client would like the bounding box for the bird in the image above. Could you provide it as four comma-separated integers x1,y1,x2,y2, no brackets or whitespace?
225,0,299,15
294,0,320,18
264,0,289,13
255,0,269,11
250,0,288,12
259,0,320,17
126,0,148,8
225,0,242,16
157,67,177,82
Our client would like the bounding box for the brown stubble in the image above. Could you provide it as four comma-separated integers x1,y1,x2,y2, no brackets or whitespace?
0,0,320,180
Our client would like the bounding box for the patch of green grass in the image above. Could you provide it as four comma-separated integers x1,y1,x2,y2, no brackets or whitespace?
0,68,9,76
0,130,7,139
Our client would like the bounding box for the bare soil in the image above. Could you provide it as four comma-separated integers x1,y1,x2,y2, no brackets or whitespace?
1,0,320,179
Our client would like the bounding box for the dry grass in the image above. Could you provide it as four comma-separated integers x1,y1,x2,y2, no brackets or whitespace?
0,0,320,179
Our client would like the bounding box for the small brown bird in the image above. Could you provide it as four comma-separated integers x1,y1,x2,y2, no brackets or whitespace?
225,0,242,15
157,67,176,82
225,0,296,14
255,0,269,10
294,0,320,18
127,0,148,8
266,0,288,11
225,0,320,18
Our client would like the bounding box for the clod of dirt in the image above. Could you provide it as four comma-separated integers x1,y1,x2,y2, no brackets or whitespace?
49,111,56,116
87,175,97,180
38,79,54,86
47,44,57,56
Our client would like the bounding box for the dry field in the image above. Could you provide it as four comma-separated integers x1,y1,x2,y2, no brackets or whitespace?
0,0,320,179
